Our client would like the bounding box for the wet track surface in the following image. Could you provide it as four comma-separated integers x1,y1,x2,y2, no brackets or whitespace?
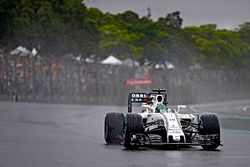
0,100,250,167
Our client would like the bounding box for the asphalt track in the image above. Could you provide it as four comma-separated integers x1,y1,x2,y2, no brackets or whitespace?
0,99,250,167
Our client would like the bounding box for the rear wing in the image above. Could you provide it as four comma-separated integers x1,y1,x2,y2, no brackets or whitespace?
128,92,168,113
129,93,149,103
128,93,149,113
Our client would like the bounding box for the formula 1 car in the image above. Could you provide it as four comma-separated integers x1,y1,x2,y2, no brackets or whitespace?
104,89,222,150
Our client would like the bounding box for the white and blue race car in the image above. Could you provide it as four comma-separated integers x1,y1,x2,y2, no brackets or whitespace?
104,89,222,150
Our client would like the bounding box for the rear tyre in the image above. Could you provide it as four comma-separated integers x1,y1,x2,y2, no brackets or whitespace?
104,112,124,144
124,113,144,149
199,114,221,150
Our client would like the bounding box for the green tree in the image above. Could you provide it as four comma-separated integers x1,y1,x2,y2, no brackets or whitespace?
238,22,250,44
185,24,248,68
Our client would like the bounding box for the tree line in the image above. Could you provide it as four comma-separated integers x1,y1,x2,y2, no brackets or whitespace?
1,0,250,69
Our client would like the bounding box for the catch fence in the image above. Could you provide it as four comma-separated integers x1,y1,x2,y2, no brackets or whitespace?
0,55,249,105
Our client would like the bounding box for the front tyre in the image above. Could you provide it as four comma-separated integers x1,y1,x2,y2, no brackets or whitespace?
104,112,124,144
124,113,144,149
199,114,221,150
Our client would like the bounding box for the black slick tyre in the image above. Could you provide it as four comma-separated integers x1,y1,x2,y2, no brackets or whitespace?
104,112,124,144
199,114,221,150
124,113,144,149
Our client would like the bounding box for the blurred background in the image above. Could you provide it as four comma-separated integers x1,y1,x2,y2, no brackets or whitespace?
0,0,250,105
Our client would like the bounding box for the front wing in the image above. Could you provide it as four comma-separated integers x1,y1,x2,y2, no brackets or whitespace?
127,133,221,147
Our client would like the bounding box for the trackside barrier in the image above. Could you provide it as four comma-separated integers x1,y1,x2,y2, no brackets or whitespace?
0,56,250,105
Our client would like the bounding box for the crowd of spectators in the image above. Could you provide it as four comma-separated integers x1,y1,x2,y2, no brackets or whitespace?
0,51,145,104
0,50,249,105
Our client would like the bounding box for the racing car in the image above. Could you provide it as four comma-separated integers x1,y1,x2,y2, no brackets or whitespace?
104,89,222,150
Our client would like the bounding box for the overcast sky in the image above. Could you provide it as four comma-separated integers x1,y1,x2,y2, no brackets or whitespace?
85,0,250,30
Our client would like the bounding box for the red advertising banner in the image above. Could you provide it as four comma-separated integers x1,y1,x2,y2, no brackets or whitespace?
124,77,153,86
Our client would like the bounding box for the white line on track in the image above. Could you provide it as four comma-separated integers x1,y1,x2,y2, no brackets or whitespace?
243,105,250,112
222,129,250,134
222,155,250,159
